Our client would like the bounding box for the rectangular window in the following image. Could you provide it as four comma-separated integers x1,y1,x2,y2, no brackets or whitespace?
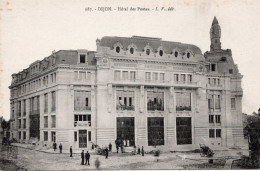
114,71,120,81
44,116,48,128
159,73,165,82
187,75,192,83
18,101,21,116
215,95,221,109
211,64,216,71
216,129,221,138
215,115,221,124
145,72,151,81
23,100,26,116
231,98,236,109
23,132,26,140
51,91,56,112
181,74,186,82
44,131,48,141
116,90,135,110
53,73,56,83
23,119,26,128
130,71,136,81
19,119,21,129
88,131,91,141
209,129,215,138
19,132,21,139
208,95,214,111
44,93,48,113
176,92,191,111
122,71,128,80
74,91,91,111
176,117,192,145
74,131,77,141
80,55,86,63
147,91,164,111
51,131,56,142
209,115,214,123
174,74,179,82
153,73,158,81
51,115,56,128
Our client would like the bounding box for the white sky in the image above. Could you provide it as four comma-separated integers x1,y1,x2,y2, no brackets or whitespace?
1,0,260,119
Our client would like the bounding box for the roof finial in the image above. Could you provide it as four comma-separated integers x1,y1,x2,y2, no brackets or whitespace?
212,16,219,25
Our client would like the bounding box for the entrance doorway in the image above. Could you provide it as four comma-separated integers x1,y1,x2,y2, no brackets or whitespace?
176,117,192,145
117,117,135,146
79,130,87,148
148,117,164,146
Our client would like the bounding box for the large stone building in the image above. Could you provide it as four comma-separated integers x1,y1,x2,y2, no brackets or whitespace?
9,17,244,151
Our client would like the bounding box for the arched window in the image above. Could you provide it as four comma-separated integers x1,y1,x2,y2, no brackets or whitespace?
146,49,150,55
159,50,163,56
130,48,134,54
174,51,178,57
116,46,120,53
187,52,190,58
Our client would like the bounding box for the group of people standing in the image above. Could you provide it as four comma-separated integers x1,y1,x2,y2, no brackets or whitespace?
53,142,63,153
115,138,144,156
81,150,91,165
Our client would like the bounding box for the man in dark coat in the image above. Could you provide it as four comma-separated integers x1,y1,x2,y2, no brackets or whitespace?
141,146,144,156
137,145,141,154
59,143,62,153
81,150,84,165
105,148,109,159
70,146,72,157
85,151,90,165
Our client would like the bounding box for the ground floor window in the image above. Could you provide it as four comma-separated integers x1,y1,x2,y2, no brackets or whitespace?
88,131,91,141
176,117,192,145
44,131,48,141
117,117,135,146
148,117,164,146
51,131,56,142
23,132,26,140
74,131,77,142
216,129,221,138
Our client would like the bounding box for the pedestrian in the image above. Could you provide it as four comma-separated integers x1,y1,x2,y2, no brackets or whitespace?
53,142,57,151
105,148,108,159
59,143,62,153
116,144,119,153
81,150,84,165
137,145,140,154
109,142,112,152
85,151,90,165
95,157,100,169
70,146,72,157
141,146,144,156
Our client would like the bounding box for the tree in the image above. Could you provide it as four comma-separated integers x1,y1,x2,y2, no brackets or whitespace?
1,118,10,133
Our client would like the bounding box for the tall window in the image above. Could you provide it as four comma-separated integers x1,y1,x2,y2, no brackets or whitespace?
51,131,56,142
44,116,48,128
44,93,48,113
176,92,191,111
147,92,164,111
215,95,221,109
187,75,192,83
23,132,26,140
159,73,165,82
44,131,48,141
174,74,179,82
215,115,221,124
51,115,56,128
153,73,158,81
80,55,86,63
88,131,91,141
51,91,56,112
74,131,77,141
18,119,21,129
122,71,128,80
209,115,214,123
145,72,151,81
18,101,21,116
116,90,135,110
23,119,26,128
209,129,215,138
181,74,186,82
231,98,236,109
211,64,216,71
23,100,26,116
74,91,91,111
130,71,136,81
216,129,221,138
114,71,121,81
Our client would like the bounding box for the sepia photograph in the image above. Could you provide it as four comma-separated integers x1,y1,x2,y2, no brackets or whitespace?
0,0,260,170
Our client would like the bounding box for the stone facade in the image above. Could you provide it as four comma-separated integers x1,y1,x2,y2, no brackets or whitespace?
9,17,244,151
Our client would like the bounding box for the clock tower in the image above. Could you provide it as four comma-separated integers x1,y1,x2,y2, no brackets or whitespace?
210,16,221,51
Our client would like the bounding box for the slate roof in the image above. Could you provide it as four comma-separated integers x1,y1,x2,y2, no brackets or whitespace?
100,36,202,55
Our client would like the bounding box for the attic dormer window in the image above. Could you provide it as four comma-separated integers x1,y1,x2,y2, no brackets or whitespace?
130,48,134,54
175,51,178,57
146,49,150,55
187,52,190,58
159,50,163,56
116,46,120,53
220,57,227,62
80,55,86,63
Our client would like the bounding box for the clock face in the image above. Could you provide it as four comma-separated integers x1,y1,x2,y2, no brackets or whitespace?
102,58,108,64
